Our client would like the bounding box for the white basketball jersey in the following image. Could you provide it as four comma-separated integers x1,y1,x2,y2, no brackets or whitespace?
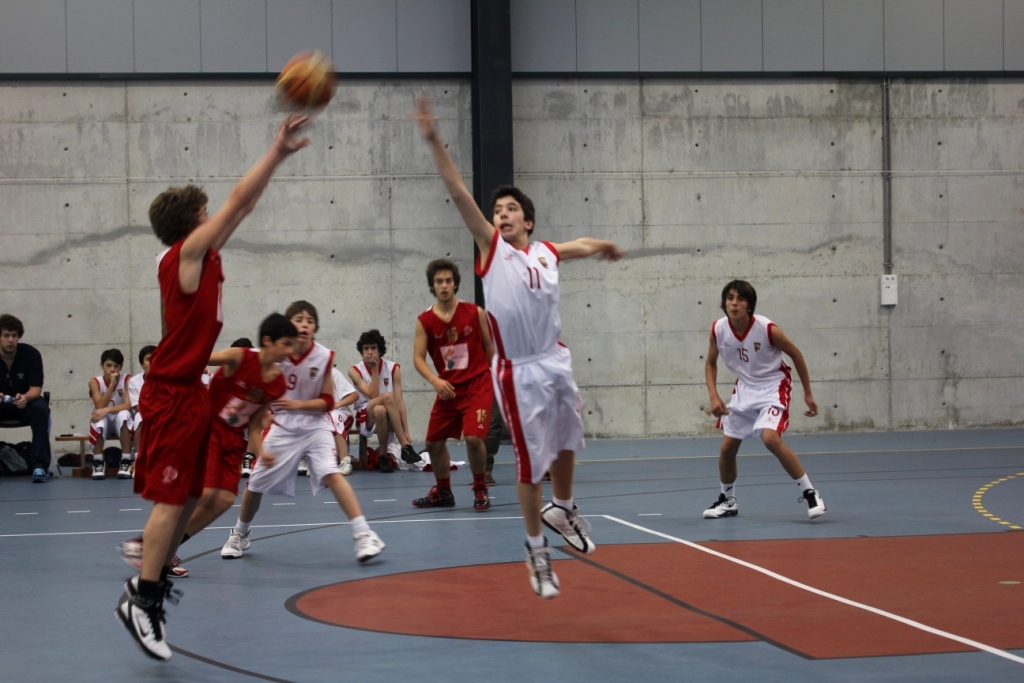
93,373,129,407
332,367,356,403
713,314,791,390
478,232,562,360
351,359,398,412
127,373,145,408
273,342,334,432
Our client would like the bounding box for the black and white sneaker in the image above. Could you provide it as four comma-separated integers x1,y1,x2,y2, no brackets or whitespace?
541,502,596,554
297,455,309,477
241,452,255,477
116,587,171,660
117,457,133,479
525,541,560,599
92,457,106,480
801,488,827,519
703,493,738,519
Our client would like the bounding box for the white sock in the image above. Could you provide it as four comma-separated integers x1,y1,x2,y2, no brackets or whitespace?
795,474,813,492
526,533,546,549
721,482,735,498
552,496,574,511
350,515,370,536
235,520,251,533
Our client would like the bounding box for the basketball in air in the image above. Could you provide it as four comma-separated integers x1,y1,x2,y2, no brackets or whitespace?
275,50,336,109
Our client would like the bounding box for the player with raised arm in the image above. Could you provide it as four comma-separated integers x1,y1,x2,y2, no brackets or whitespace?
220,301,385,563
413,98,625,599
412,258,495,511
704,280,826,520
116,115,310,662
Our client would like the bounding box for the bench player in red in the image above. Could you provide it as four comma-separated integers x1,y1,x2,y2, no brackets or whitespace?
116,115,310,661
411,258,495,511
414,99,625,599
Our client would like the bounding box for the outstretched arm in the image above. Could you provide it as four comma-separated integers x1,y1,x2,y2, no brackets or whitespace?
178,115,311,293
771,327,818,417
412,98,496,258
552,237,626,262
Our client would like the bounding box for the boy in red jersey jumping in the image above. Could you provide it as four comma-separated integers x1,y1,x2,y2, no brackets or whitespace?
116,115,310,662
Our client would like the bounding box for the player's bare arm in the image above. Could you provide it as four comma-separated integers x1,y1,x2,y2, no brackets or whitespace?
771,328,818,417
553,237,627,262
348,367,374,398
477,306,495,361
414,319,455,400
412,98,496,259
208,347,244,375
90,375,118,421
705,334,729,417
178,115,311,293
334,391,358,411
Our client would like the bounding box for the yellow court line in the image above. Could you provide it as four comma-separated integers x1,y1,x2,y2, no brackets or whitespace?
972,473,1024,530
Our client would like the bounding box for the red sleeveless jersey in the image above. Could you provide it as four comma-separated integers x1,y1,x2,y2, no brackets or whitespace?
209,348,286,430
418,300,489,385
148,241,224,382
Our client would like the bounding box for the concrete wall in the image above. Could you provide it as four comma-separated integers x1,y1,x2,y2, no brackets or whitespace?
1,77,1022,451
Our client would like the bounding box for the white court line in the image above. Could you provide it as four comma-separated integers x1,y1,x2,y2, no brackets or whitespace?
603,515,1024,666
67,510,90,514
0,516,526,538
15,512,38,516
638,513,662,516
373,499,396,502
119,508,141,512
272,503,295,506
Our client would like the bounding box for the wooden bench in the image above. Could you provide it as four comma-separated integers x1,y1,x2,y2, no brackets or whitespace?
54,435,91,477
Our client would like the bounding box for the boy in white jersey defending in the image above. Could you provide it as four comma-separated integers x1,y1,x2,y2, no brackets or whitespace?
348,329,420,473
414,98,625,599
221,301,385,563
89,348,133,480
704,280,826,520
125,346,156,478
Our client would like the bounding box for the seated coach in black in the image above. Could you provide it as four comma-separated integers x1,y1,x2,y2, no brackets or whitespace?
0,314,52,482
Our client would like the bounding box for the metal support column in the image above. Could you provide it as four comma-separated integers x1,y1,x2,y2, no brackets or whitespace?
470,0,514,306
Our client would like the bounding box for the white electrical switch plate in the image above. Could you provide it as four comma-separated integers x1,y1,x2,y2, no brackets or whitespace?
881,274,898,306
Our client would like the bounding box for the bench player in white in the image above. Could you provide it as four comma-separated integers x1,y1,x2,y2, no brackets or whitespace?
704,280,825,520
348,329,419,473
221,301,385,563
414,98,625,599
330,366,359,475
126,345,156,477
89,348,134,480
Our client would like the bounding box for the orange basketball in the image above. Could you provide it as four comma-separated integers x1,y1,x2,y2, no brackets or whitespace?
276,50,336,109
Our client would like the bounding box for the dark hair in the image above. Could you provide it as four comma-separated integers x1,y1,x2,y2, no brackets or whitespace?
231,337,254,348
356,329,387,355
0,314,24,338
720,280,757,316
148,185,208,246
138,345,157,365
258,313,298,345
101,348,125,366
426,258,460,295
490,185,536,235
285,300,319,331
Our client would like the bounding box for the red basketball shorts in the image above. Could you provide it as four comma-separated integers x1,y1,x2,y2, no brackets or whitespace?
203,419,247,492
134,377,211,505
425,371,495,442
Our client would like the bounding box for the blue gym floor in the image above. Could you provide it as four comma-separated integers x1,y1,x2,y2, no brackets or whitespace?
1,429,1022,682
